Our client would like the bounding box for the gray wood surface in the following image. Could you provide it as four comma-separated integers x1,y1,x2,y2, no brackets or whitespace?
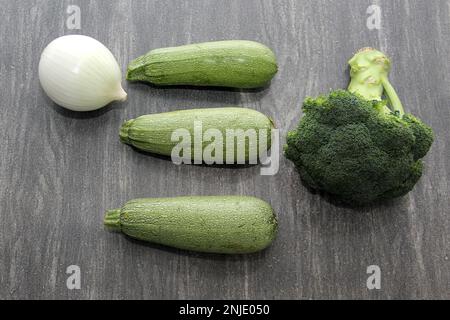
0,0,449,300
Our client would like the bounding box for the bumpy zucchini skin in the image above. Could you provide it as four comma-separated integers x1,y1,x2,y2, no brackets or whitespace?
104,196,278,254
119,107,275,163
126,40,278,88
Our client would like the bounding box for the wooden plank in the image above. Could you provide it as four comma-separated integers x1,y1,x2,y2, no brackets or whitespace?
0,0,448,299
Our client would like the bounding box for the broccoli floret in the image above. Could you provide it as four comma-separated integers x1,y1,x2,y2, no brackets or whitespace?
285,48,434,205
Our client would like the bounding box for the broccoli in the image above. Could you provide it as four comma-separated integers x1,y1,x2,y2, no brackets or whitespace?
285,48,434,205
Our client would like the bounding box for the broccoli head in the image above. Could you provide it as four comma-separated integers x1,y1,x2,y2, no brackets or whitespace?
285,48,434,205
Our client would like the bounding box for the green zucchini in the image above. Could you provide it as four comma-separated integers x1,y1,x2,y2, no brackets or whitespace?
126,40,278,88
104,196,278,254
119,107,274,163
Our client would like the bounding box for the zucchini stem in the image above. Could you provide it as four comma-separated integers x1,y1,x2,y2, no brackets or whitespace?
104,209,121,232
119,119,135,145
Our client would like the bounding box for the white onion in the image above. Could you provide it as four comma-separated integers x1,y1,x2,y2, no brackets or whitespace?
39,35,127,112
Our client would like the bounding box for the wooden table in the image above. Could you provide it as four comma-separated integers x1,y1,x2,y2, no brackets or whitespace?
0,0,448,299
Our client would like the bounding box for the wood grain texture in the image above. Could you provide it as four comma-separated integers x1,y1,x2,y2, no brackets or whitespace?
0,0,449,300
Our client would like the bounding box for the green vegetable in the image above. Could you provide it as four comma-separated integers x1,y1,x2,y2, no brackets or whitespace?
126,40,278,88
285,48,434,205
120,107,274,163
104,196,278,254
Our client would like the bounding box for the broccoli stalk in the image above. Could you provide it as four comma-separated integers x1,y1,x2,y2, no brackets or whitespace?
348,47,404,116
285,48,434,205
